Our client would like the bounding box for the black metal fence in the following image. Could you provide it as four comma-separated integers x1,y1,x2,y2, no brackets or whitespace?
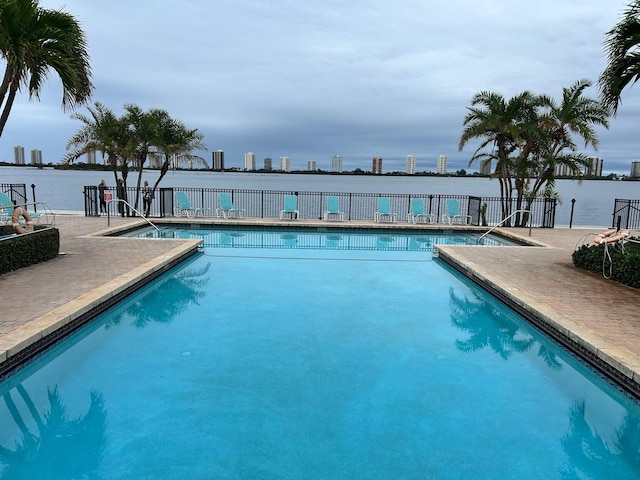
612,199,640,229
1,183,28,205
84,186,557,227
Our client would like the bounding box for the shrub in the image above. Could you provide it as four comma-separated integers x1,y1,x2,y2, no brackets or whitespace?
0,226,60,274
572,238,640,289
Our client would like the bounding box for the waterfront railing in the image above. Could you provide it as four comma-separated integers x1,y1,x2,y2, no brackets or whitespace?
612,199,640,229
83,185,557,227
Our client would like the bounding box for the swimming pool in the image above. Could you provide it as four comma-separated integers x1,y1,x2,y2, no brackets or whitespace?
0,228,638,479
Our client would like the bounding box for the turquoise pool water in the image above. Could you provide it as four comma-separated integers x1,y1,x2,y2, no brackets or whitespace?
1,229,639,479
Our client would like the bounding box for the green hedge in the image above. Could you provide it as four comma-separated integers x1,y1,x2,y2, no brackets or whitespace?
572,238,640,289
0,225,60,274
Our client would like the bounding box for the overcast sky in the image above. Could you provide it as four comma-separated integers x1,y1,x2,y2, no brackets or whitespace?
2,0,639,174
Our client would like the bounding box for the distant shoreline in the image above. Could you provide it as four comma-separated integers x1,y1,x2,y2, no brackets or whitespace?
0,162,633,181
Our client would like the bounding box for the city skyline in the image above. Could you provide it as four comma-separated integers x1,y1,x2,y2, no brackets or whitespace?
8,146,637,177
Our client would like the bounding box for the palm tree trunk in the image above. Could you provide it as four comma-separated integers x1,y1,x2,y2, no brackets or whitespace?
134,154,147,215
0,67,13,118
0,81,19,138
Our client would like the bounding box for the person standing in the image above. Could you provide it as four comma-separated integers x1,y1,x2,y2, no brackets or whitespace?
142,180,153,215
116,178,129,217
98,179,107,214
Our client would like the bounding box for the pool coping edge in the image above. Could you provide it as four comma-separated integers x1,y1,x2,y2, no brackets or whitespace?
0,239,202,378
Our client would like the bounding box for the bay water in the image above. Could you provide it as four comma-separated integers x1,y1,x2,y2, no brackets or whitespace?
1,166,638,227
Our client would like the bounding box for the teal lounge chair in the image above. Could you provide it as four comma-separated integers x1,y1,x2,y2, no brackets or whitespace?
375,197,397,223
442,198,471,225
174,191,210,218
323,196,344,221
279,195,299,220
0,192,41,226
407,198,434,224
0,192,14,225
216,192,245,219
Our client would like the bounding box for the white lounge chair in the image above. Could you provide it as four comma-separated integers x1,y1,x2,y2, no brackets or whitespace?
407,198,434,224
442,199,471,225
174,191,210,218
216,193,245,219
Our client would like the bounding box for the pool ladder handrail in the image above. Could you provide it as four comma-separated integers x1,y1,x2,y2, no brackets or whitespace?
478,209,531,243
106,199,160,231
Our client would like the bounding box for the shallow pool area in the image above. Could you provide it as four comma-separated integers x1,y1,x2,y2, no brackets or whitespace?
124,224,525,249
1,228,639,479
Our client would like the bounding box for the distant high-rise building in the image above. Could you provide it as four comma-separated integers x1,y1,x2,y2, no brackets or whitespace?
307,160,316,171
555,163,573,176
244,152,256,171
148,153,163,169
372,156,383,174
30,149,42,165
212,150,224,170
585,156,603,177
631,161,640,178
436,155,447,174
13,146,25,165
331,155,343,173
86,150,97,165
280,156,291,172
405,155,416,175
480,159,492,175
264,157,272,170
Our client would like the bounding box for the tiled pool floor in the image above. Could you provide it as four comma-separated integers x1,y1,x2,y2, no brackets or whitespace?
1,215,639,392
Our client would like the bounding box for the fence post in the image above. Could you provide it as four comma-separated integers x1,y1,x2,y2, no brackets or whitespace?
31,184,37,213
569,198,575,229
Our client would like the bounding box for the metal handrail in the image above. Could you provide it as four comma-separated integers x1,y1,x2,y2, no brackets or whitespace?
106,199,159,231
5,201,56,226
478,209,531,243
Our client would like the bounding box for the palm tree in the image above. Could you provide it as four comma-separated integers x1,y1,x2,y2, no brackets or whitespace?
598,0,640,115
458,90,540,222
0,0,93,137
65,102,129,185
146,115,207,216
123,104,165,212
528,80,609,206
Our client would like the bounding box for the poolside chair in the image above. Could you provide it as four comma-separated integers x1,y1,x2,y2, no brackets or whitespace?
279,195,299,220
375,197,397,223
216,192,245,219
441,198,471,225
407,198,434,224
0,191,41,226
0,192,14,225
323,196,344,221
174,191,210,218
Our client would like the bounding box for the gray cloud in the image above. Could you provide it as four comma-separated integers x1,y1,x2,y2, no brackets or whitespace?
2,0,639,174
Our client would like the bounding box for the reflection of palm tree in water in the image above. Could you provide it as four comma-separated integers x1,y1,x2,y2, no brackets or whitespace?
109,262,211,328
449,287,561,368
560,400,640,479
0,385,107,479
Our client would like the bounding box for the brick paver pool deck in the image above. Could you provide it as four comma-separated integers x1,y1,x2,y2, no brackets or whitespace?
1,215,639,395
